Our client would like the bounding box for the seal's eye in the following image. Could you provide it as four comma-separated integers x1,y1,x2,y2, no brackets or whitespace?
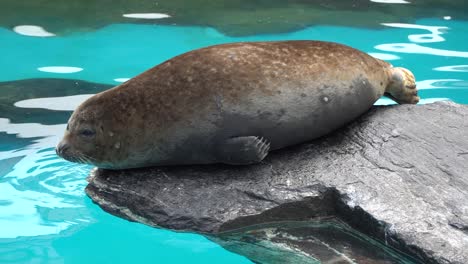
80,129,95,137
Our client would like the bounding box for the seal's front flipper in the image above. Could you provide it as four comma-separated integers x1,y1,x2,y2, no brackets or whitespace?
217,136,270,165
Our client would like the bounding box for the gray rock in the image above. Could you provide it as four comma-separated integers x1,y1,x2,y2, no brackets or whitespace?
86,101,468,264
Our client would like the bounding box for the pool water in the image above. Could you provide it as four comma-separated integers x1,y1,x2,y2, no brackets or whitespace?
0,1,467,263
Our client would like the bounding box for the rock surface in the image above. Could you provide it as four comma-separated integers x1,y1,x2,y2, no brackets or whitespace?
86,101,468,264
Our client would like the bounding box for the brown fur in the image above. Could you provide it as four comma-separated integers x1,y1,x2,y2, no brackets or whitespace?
56,41,417,169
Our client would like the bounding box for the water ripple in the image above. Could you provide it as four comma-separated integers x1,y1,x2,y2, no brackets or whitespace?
434,65,468,72
381,23,447,43
375,43,468,58
416,79,466,90
0,118,91,238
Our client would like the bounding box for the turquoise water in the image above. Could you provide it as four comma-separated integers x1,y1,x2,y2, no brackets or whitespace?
0,10,467,264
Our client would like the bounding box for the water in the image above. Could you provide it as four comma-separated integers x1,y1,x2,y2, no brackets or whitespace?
0,1,467,263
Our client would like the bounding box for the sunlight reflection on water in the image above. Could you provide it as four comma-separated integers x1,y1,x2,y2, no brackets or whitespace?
13,25,56,37
14,94,94,111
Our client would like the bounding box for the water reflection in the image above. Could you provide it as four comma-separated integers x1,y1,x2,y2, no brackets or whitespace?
368,52,400,60
38,66,84,74
123,13,171,19
213,220,419,263
0,150,90,238
0,80,98,240
13,25,56,37
381,23,447,43
113,78,130,83
0,206,248,264
416,79,465,90
2,0,467,36
434,65,468,72
0,114,90,238
376,20,468,60
1,18,467,87
376,43,468,58
370,0,410,3
0,79,110,124
14,94,93,111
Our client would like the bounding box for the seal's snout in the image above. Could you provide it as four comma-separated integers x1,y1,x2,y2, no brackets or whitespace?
56,141,69,158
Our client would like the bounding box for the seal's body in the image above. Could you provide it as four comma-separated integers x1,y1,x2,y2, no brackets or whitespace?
56,41,419,169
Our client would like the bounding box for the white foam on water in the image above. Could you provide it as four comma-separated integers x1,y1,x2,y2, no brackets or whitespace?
370,0,410,4
434,65,468,72
368,52,400,60
381,23,448,43
37,66,83,73
444,16,452,20
123,13,171,19
375,43,468,58
114,78,131,83
13,25,56,37
14,94,94,111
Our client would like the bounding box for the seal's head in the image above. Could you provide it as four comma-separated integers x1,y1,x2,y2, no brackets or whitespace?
56,94,127,169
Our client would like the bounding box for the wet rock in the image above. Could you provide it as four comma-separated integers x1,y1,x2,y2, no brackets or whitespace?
86,101,468,264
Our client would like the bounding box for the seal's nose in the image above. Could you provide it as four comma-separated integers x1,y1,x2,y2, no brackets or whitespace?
56,142,69,157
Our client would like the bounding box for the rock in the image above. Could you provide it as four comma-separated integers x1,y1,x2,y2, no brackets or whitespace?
86,101,468,264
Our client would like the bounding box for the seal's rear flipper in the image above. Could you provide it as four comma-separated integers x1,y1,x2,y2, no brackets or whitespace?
216,136,270,165
385,67,419,104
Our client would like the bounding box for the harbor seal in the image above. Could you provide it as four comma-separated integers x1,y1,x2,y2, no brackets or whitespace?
56,41,419,169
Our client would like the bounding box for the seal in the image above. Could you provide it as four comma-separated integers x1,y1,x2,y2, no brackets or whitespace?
56,41,419,169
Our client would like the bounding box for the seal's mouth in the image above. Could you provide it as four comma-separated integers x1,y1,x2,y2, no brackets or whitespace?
56,144,94,165
60,152,94,165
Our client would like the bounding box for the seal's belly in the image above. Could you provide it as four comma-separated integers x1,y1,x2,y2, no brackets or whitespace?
216,76,378,150
156,75,379,165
